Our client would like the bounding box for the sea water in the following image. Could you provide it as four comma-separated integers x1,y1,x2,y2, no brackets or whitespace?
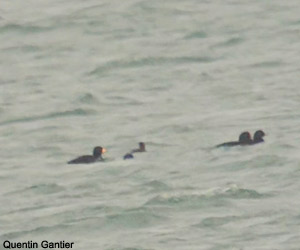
1,0,300,249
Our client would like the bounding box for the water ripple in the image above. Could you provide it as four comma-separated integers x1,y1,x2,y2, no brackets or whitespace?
89,56,217,75
144,187,268,207
0,23,53,34
0,108,94,126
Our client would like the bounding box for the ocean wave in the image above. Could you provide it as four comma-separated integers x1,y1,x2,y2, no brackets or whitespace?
1,224,70,239
144,186,267,207
0,23,53,34
76,93,99,105
5,183,65,196
89,56,216,75
212,37,244,48
184,31,207,39
141,180,171,193
0,108,95,126
195,215,242,228
103,207,168,229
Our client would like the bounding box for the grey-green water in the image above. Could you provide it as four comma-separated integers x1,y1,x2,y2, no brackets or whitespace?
1,0,300,249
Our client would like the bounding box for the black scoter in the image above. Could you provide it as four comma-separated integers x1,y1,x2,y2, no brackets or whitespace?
131,142,146,153
68,146,106,164
217,132,252,148
252,130,265,144
123,142,146,160
123,153,134,160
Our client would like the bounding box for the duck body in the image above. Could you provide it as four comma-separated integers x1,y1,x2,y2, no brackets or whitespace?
123,142,146,160
216,132,252,148
251,130,265,144
123,153,134,160
216,141,241,148
68,155,103,164
68,146,106,164
131,142,146,153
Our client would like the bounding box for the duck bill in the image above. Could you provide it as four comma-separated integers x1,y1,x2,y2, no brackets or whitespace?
102,148,107,154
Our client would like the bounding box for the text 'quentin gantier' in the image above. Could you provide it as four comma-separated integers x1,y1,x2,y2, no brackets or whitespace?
3,241,74,249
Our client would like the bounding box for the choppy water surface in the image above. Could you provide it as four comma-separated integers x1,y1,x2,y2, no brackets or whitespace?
1,0,300,249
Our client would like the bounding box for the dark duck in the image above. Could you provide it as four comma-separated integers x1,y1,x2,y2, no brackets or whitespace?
123,142,146,160
68,146,106,164
251,130,265,144
216,132,252,148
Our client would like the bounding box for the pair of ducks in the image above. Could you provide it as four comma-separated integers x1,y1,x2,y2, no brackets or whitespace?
67,130,266,164
67,142,146,164
216,130,265,148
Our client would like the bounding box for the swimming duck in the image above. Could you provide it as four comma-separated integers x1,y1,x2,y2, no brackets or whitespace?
123,142,146,160
68,146,106,164
216,132,252,147
252,130,265,144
